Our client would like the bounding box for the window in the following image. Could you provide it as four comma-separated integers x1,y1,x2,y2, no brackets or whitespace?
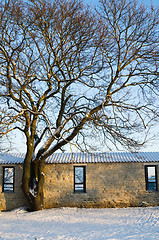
3,167,15,192
74,166,86,192
145,166,157,191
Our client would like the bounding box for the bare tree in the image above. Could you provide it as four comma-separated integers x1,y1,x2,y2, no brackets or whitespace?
0,0,159,210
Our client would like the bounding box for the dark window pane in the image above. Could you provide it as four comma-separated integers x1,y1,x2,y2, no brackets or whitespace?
3,167,14,192
74,167,85,192
147,182,156,191
146,166,157,191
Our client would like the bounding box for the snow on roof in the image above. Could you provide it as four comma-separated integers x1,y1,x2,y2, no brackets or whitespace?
0,152,159,164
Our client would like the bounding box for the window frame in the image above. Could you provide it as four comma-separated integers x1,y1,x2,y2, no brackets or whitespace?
145,165,158,192
2,167,15,193
74,166,86,193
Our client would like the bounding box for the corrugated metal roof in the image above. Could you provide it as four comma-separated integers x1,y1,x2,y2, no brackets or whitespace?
0,153,24,164
46,152,159,164
0,152,159,164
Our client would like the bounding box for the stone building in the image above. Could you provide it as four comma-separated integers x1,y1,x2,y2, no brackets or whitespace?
0,152,159,211
0,153,28,211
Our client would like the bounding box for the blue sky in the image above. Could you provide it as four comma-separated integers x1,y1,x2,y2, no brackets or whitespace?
81,0,159,153
83,0,159,7
82,0,159,152
10,0,159,153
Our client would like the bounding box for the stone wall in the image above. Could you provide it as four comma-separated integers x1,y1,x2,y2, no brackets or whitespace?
43,162,159,208
1,162,159,211
0,164,28,211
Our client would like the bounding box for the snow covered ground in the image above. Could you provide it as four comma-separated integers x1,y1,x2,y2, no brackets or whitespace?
0,207,159,240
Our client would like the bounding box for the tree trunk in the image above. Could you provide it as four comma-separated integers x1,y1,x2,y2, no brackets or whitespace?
21,148,35,210
21,140,46,211
32,159,45,211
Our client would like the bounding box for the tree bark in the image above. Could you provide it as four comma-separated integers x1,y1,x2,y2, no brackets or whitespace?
32,158,45,211
21,146,34,210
